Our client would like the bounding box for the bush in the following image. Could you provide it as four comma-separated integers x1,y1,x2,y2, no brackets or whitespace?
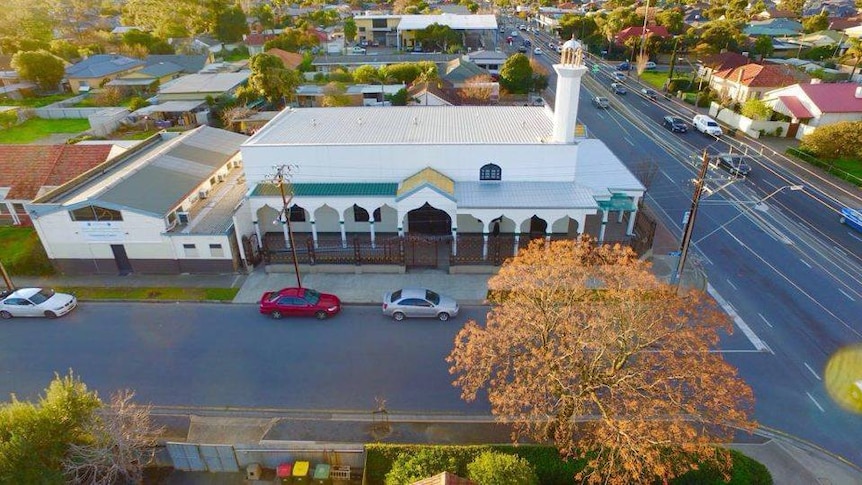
467,451,538,485
384,448,459,485
128,96,150,112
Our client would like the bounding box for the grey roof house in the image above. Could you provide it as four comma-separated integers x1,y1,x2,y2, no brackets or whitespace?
65,54,145,93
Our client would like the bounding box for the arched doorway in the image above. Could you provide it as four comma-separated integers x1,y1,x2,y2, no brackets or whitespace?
407,203,452,235
528,215,548,239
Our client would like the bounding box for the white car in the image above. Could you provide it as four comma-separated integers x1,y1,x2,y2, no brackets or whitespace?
692,114,723,137
0,288,77,319
612,71,626,82
351,46,367,54
533,47,543,55
511,30,519,37
644,61,657,70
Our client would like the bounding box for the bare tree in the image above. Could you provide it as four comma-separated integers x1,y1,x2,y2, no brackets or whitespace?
458,74,496,105
63,390,165,485
221,106,256,131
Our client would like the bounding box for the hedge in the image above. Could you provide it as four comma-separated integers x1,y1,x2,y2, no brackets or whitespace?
364,444,771,485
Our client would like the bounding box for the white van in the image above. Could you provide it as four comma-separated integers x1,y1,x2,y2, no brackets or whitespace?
692,115,723,136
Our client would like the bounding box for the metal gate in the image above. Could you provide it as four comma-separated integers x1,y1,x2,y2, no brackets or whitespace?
167,442,239,472
404,235,439,268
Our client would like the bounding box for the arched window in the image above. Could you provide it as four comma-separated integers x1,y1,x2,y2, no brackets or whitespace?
479,163,501,181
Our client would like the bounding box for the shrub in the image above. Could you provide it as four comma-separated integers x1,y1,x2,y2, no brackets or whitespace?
127,96,150,112
774,126,783,137
384,448,459,485
467,452,538,485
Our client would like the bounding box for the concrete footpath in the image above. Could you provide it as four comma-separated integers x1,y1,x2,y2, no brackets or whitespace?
7,268,862,482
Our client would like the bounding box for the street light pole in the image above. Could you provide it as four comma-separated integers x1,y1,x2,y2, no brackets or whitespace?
272,164,302,288
673,150,710,286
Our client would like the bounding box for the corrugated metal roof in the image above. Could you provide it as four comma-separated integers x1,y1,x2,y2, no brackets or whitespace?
95,127,248,215
455,182,597,209
251,182,398,197
245,106,554,145
159,72,249,94
396,14,497,30
575,139,645,195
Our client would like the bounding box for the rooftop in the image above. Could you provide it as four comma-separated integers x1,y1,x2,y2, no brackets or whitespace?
0,145,113,200
395,14,497,30
244,106,555,146
159,72,249,95
65,54,144,78
798,82,862,113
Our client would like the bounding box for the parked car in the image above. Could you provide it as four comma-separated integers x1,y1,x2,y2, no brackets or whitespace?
511,30,519,37
612,71,626,81
641,88,658,101
523,39,532,47
533,47,543,55
662,115,687,132
592,96,610,108
259,287,342,320
693,114,723,136
713,154,752,177
555,45,562,53
382,288,459,321
610,82,627,94
0,288,77,319
618,61,631,71
518,45,527,52
351,46,367,54
644,61,657,70
548,41,556,49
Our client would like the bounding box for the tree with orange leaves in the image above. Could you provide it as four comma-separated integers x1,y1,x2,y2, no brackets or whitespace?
447,238,755,484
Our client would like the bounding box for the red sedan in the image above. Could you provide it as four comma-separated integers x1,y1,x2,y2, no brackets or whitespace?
258,288,342,320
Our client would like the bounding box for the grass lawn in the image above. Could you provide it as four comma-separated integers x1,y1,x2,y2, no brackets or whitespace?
0,226,54,276
0,93,77,108
637,70,669,89
0,118,90,144
56,286,239,301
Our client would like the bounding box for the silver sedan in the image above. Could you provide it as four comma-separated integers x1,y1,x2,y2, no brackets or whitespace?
382,288,459,322
0,288,77,319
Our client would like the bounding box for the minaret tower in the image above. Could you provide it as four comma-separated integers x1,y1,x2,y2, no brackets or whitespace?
552,38,588,143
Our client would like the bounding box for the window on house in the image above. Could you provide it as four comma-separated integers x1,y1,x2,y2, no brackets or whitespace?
372,19,387,28
288,205,306,222
183,243,198,258
69,205,123,221
353,205,370,222
358,26,366,32
209,243,224,258
0,204,8,214
12,203,25,214
480,163,502,181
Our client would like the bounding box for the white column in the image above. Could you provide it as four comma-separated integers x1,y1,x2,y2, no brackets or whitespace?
481,229,489,260
339,216,347,248
626,209,637,236
281,219,290,248
598,210,609,243
253,220,261,246
451,226,457,256
370,220,376,249
551,62,588,143
310,218,319,248
545,229,552,245
513,233,520,256
617,210,624,223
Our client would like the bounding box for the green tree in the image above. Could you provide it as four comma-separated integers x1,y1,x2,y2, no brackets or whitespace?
557,14,599,43
0,0,54,41
697,20,744,54
843,37,862,79
0,371,101,483
343,17,357,43
386,88,409,106
352,64,380,84
250,4,275,31
264,27,320,52
49,39,81,61
780,0,805,15
466,452,539,485
415,23,461,52
801,121,862,160
655,8,685,35
384,448,459,485
11,50,65,91
499,53,533,94
216,5,250,43
753,35,774,60
741,98,771,120
802,11,829,33
248,53,301,106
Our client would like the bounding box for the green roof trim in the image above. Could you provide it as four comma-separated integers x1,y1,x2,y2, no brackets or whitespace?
252,182,398,197
597,193,636,211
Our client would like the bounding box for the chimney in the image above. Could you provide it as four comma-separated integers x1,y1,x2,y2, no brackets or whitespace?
551,39,588,143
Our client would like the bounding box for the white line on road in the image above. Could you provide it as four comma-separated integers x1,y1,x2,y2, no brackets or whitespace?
661,171,675,183
806,392,825,413
726,279,738,291
758,313,773,328
848,231,862,243
708,284,773,354
625,137,635,146
804,362,822,381
838,288,857,301
799,259,812,268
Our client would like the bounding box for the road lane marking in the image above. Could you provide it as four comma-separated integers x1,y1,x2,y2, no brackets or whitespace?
625,137,635,146
806,392,825,413
799,259,812,268
848,231,862,243
661,171,675,183
838,288,856,301
804,362,822,381
726,279,738,291
707,284,772,354
757,313,773,328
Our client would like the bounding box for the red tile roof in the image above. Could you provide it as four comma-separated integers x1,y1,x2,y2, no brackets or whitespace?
799,82,862,113
778,95,813,118
828,16,862,31
615,26,670,44
0,145,113,200
265,48,304,69
715,63,800,88
701,52,750,71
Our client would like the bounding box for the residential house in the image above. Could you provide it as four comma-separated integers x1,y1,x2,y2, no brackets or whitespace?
25,127,250,275
743,18,804,37
408,83,453,105
294,83,407,107
353,13,497,50
65,54,145,93
158,72,249,101
265,48,305,70
465,50,508,76
146,55,209,74
803,0,857,17
709,63,805,103
238,41,645,270
615,26,670,46
440,57,499,103
244,32,278,55
752,9,798,20
763,82,862,136
0,145,115,225
170,35,224,56
698,52,751,80
105,61,185,95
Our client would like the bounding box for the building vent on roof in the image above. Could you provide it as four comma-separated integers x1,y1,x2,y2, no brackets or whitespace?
412,116,418,125
311,118,317,127
856,86,862,99
357,117,363,125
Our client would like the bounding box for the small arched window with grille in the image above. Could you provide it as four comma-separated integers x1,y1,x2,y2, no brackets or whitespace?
479,163,501,181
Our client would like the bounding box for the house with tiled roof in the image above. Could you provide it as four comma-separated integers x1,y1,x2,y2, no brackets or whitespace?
65,54,145,93
763,82,862,135
614,26,670,46
265,48,305,70
0,145,114,225
244,32,280,55
25,127,249,275
441,57,499,103
709,63,807,103
698,52,751,81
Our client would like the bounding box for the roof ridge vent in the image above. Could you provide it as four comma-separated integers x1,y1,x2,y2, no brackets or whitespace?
357,117,364,126
522,120,528,129
412,116,418,125
311,118,317,127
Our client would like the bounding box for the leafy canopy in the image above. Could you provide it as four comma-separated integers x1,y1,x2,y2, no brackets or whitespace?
447,238,756,484
466,451,538,485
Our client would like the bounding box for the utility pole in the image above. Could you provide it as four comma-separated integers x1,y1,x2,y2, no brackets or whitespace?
0,260,14,292
666,37,679,93
272,164,302,288
674,150,711,286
